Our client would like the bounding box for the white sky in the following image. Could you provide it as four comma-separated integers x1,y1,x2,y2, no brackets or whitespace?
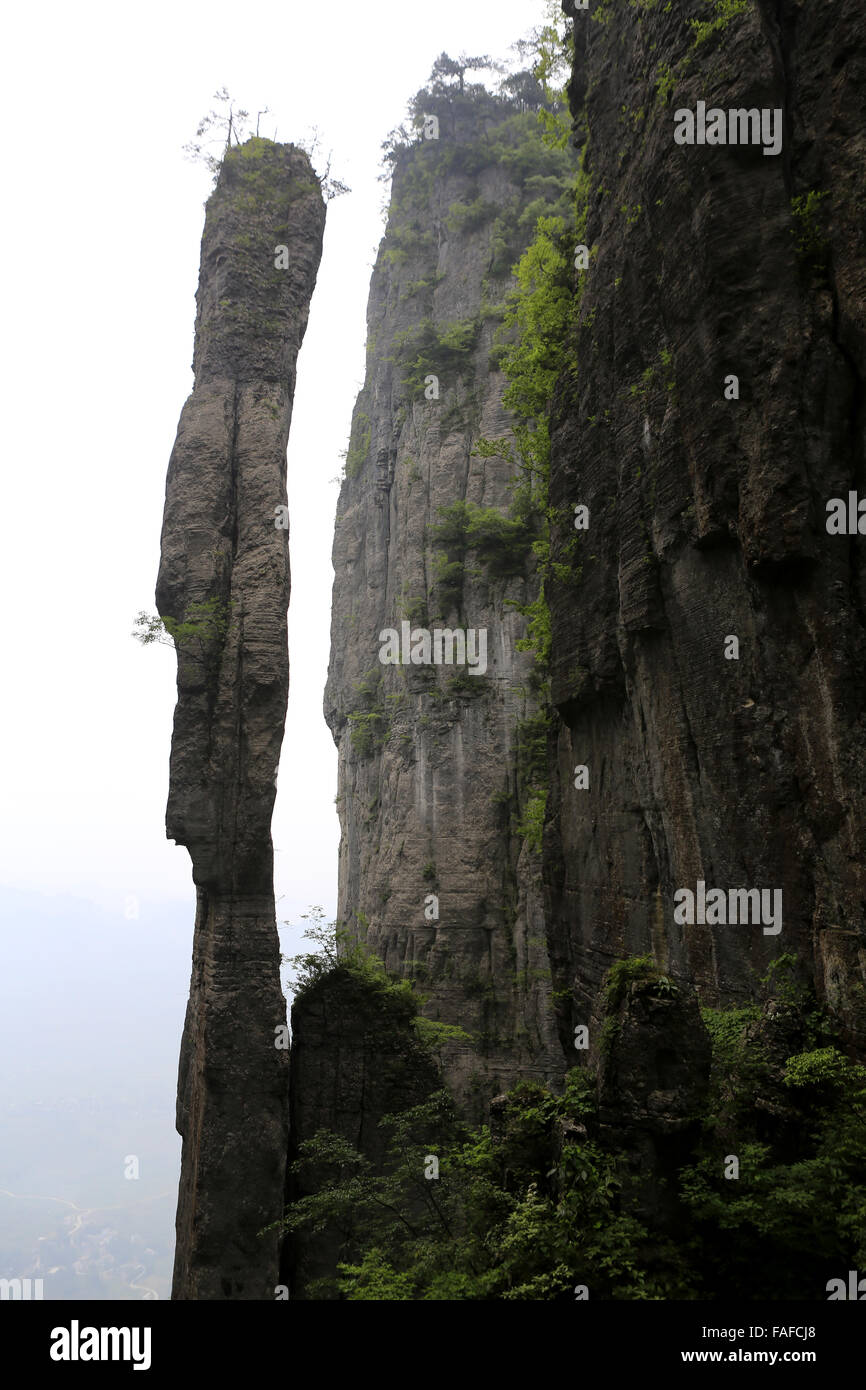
0,0,548,947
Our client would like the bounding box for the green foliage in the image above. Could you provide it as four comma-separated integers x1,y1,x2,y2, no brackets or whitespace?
438,319,480,354
344,411,371,479
183,88,255,178
186,91,346,198
761,953,829,1046
281,1072,676,1300
446,196,498,236
381,224,435,268
603,956,679,1011
350,668,382,703
283,906,343,993
515,708,550,794
498,213,576,427
400,593,427,624
783,1045,863,1093
413,1017,475,1056
790,190,829,272
701,1004,762,1071
426,556,460,615
445,670,486,698
346,669,389,757
513,708,551,852
284,909,866,1300
525,1,575,149
654,62,676,105
430,499,536,582
348,711,388,757
515,789,546,853
132,597,232,673
283,907,417,1009
380,44,569,188
689,0,750,48
399,275,440,305
481,165,589,678
679,1037,866,1291
514,583,552,670
678,970,866,1298
392,317,481,395
338,1250,416,1300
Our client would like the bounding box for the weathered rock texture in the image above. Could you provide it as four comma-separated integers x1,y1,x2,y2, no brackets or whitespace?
284,969,441,1297
158,138,324,1299
308,2,866,1277
322,86,573,1118
547,0,866,1051
592,965,711,1229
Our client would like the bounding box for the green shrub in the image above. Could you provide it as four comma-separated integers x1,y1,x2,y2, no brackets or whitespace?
689,0,750,48
348,711,388,757
515,789,546,853
346,669,388,757
790,190,829,272
133,597,233,676
392,317,481,394
446,196,498,236
344,411,371,478
277,1071,675,1300
430,499,535,582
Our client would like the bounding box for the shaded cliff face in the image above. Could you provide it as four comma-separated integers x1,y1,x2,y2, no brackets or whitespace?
324,87,574,1115
157,138,325,1300
285,968,441,1298
546,0,866,1049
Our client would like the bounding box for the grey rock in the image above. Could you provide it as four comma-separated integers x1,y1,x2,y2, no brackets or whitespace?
157,139,325,1299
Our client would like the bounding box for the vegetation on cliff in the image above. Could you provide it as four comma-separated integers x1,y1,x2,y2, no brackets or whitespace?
281,945,866,1299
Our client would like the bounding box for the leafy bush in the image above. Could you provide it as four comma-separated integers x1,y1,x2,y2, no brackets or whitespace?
790,189,829,274
430,499,535,581
344,411,371,478
279,1072,676,1300
348,711,388,757
689,0,750,48
132,597,233,676
279,949,866,1300
516,789,546,853
283,907,416,1006
446,196,498,237
346,669,389,757
392,317,481,395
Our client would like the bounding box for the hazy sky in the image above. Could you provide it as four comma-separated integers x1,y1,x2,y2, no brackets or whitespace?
0,0,553,1297
1,0,547,944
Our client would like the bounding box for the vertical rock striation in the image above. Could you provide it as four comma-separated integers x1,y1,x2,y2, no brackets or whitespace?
285,968,441,1297
281,10,866,1295
322,80,574,1118
158,139,324,1299
546,0,866,1049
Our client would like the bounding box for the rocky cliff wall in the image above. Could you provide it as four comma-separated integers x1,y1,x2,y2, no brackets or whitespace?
157,138,325,1299
284,968,441,1297
546,0,866,1051
323,85,575,1117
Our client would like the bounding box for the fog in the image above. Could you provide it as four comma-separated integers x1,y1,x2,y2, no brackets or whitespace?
0,0,547,1298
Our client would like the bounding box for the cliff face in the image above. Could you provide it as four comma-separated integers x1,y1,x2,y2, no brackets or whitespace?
299,6,866,1295
322,86,573,1116
285,969,441,1297
546,0,866,1049
157,138,325,1300
149,1,866,1299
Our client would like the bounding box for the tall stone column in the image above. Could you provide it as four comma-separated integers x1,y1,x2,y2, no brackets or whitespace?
156,138,325,1299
